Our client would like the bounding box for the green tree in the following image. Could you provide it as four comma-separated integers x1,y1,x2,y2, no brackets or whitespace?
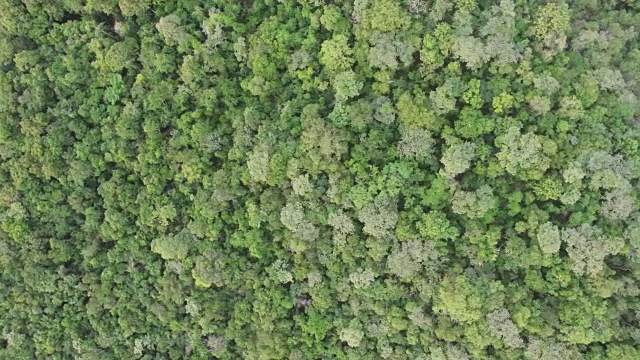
320,34,354,73
433,275,483,323
151,230,192,260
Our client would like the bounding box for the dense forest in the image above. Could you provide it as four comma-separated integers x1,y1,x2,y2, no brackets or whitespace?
0,0,639,359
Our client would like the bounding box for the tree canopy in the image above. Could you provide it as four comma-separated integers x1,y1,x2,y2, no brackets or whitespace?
0,0,639,359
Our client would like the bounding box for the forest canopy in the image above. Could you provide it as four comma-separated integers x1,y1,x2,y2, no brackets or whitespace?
0,0,639,359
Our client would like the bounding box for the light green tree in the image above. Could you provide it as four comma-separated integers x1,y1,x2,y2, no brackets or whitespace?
358,197,398,238
496,127,550,179
487,308,524,348
562,224,624,277
339,325,365,347
397,126,435,159
451,185,497,219
440,142,476,178
348,268,376,289
333,70,363,102
536,222,561,255
156,14,189,46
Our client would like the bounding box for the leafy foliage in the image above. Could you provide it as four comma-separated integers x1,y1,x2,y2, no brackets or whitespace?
0,0,639,359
